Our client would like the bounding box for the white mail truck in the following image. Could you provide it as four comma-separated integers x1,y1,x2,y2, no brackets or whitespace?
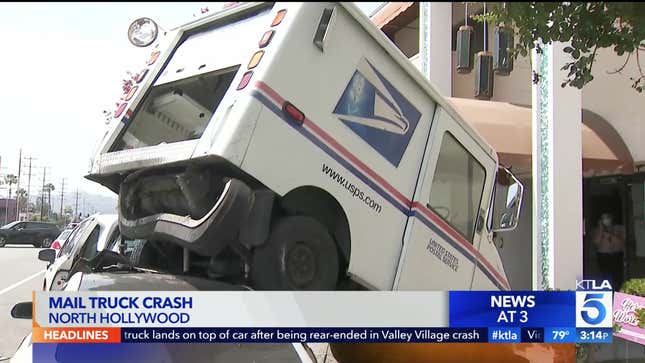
87,2,524,291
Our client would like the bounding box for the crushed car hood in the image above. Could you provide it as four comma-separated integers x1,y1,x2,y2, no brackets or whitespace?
78,271,251,291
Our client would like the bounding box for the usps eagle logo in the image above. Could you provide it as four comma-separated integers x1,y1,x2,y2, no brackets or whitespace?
334,58,421,167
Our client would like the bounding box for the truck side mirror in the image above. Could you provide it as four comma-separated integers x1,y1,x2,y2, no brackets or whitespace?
11,302,33,319
492,167,523,232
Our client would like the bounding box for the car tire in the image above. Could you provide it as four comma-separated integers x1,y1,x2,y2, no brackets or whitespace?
42,238,52,248
0,237,5,247
251,216,339,291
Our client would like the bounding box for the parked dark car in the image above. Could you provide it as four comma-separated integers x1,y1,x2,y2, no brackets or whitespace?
0,221,61,248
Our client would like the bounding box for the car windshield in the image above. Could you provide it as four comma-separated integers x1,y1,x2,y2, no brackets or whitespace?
59,219,92,257
0,221,19,229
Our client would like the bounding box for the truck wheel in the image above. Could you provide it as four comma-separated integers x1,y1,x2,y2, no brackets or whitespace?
42,238,52,248
0,237,5,247
251,216,339,290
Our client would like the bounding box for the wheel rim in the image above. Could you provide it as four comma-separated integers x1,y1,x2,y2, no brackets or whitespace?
285,242,317,287
43,239,51,247
0,237,5,246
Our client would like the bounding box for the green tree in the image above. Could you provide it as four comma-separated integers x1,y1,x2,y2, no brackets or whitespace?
44,183,55,218
35,198,51,220
476,2,645,92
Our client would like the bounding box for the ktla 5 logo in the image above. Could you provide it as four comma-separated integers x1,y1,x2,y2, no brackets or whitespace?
575,292,613,328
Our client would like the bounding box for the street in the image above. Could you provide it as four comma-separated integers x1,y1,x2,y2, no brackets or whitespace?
0,244,339,362
0,245,48,360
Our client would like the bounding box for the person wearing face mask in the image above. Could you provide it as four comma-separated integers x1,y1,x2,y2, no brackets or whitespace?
593,212,626,290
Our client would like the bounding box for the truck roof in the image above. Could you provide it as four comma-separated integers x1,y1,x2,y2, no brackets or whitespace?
171,2,498,163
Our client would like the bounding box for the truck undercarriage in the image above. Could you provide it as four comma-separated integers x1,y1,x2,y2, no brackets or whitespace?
113,162,356,291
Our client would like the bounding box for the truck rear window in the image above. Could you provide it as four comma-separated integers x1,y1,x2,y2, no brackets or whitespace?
111,66,238,151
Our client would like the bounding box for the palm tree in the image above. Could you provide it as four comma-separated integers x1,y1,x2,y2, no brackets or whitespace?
3,174,18,224
4,174,17,199
44,183,55,219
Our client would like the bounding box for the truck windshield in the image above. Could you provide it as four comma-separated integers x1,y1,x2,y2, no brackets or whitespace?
110,8,270,152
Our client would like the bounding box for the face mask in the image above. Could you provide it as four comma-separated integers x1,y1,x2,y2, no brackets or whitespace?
601,217,612,227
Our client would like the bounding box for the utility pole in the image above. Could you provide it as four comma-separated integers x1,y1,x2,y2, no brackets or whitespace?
15,149,21,220
40,167,46,220
1,155,6,225
27,158,31,219
59,178,65,225
24,156,36,220
47,180,52,220
74,189,79,222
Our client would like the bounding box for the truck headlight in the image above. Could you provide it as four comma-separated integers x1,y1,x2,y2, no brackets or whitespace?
128,17,158,47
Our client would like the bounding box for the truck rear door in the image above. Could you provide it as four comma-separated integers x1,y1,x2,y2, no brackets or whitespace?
394,107,497,290
92,4,273,180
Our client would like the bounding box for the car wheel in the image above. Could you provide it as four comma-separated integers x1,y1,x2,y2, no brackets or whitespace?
0,237,5,247
41,238,52,248
251,216,339,290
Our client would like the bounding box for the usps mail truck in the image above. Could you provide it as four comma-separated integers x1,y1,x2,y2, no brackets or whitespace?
87,2,524,291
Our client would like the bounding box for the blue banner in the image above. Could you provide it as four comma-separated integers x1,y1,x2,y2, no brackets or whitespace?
520,328,544,343
449,291,576,327
488,327,521,343
576,328,613,344
544,327,577,343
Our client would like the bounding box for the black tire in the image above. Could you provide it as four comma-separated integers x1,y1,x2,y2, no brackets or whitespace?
42,238,52,248
251,216,339,290
0,237,5,247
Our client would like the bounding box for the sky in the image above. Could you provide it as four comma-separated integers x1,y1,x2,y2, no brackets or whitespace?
0,2,384,202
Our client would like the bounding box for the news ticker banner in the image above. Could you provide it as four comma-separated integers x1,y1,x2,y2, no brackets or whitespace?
32,283,615,345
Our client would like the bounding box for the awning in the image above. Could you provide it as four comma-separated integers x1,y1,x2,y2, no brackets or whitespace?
371,2,417,36
445,97,634,178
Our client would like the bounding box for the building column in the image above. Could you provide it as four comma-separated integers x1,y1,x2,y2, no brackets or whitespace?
531,42,583,290
419,2,452,97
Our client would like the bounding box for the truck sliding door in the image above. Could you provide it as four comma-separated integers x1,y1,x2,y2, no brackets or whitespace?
394,107,496,290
